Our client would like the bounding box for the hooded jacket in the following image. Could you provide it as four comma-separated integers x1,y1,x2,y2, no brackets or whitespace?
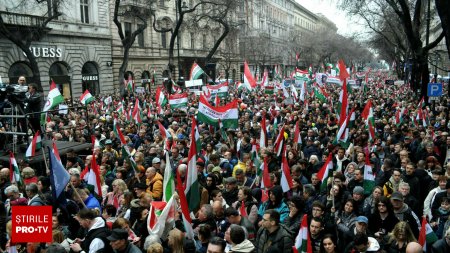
258,186,289,222
231,239,255,253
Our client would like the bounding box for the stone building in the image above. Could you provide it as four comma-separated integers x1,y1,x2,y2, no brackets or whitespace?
0,0,114,100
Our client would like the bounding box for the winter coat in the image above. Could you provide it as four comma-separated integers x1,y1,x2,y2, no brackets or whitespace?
255,224,293,253
146,172,163,200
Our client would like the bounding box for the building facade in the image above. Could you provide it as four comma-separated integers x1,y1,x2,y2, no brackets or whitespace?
109,0,242,89
237,0,337,79
0,0,113,100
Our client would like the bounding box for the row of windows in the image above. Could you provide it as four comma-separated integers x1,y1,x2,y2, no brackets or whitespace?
123,22,215,50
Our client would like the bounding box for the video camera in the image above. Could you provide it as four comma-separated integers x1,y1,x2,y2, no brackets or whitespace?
0,84,28,104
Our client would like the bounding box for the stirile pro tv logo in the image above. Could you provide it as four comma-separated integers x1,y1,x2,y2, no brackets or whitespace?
12,206,52,242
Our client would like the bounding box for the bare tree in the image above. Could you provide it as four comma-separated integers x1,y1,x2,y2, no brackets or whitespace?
435,0,450,59
160,0,239,78
0,0,62,90
339,0,445,100
113,0,155,96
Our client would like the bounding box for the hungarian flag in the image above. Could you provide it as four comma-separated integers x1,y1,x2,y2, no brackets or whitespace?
280,149,294,192
264,85,274,95
338,60,349,80
197,95,238,128
155,86,167,113
42,80,64,113
169,93,188,109
157,121,172,141
207,82,229,98
190,62,205,80
84,136,102,197
177,173,195,239
418,216,438,251
260,157,272,189
126,76,134,93
337,79,348,123
300,82,307,101
113,118,127,145
335,108,355,144
132,98,142,124
314,86,328,103
147,196,177,238
274,126,285,157
363,154,375,196
260,69,269,87
293,121,302,148
395,107,407,126
362,100,376,141
25,131,42,157
162,152,175,202
243,61,256,90
116,101,124,114
317,153,333,192
9,152,23,186
185,117,200,211
260,111,267,148
293,214,312,253
80,90,94,105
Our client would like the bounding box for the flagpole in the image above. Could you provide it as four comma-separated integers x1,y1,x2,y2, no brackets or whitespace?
41,144,49,175
70,182,88,209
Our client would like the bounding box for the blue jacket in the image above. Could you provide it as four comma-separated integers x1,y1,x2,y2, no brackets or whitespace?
85,194,102,212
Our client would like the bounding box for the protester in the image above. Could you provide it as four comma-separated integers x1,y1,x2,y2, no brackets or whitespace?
1,67,448,253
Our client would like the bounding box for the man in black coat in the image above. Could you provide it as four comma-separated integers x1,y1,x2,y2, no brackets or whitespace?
24,83,43,133
430,227,450,253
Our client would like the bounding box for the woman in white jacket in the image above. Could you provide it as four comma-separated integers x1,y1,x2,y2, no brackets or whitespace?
424,175,447,220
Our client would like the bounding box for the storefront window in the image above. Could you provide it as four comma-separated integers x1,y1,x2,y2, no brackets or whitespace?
49,62,71,101
82,62,99,96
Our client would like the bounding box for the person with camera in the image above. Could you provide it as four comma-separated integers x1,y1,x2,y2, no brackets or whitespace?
24,83,43,134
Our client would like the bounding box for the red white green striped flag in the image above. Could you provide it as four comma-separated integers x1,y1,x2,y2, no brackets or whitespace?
80,90,94,105
293,120,302,146
362,100,376,142
317,153,333,192
197,95,239,128
190,62,205,80
260,111,267,148
132,98,142,124
363,154,376,196
185,117,200,212
169,93,188,109
293,214,312,253
9,152,23,186
177,172,195,239
25,131,42,157
147,196,176,237
162,151,175,202
280,149,294,192
418,216,438,251
243,61,256,90
113,118,127,145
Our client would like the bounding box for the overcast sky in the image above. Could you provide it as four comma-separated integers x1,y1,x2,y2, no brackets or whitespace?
298,0,364,37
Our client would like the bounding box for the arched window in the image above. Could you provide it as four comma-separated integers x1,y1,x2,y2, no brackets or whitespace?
8,62,34,84
82,62,99,96
49,62,72,100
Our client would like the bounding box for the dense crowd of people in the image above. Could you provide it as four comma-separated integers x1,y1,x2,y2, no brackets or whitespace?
0,72,450,253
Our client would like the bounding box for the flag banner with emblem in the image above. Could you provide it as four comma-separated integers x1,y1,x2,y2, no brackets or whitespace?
206,82,229,98
197,95,238,128
169,93,188,109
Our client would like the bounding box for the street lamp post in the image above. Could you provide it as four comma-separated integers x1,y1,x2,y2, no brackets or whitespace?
175,1,188,82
